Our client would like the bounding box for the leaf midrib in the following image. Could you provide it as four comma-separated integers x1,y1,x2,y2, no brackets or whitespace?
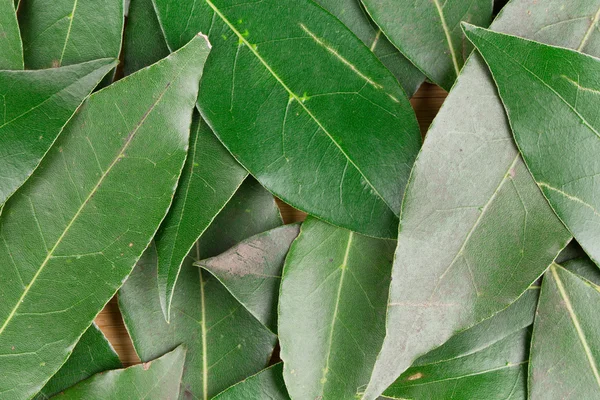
59,0,79,66
432,0,460,75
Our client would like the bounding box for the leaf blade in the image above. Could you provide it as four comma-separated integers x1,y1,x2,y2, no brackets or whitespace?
213,363,290,400
0,0,23,69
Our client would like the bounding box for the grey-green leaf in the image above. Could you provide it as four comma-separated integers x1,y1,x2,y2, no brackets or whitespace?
35,324,122,400
363,0,600,397
562,257,600,286
383,288,538,400
213,364,289,400
153,0,422,238
313,0,424,96
530,264,600,399
156,113,248,322
0,36,209,399
119,180,282,400
53,346,186,399
197,224,300,333
279,217,395,399
464,23,600,270
361,0,493,90
0,0,23,69
19,0,124,69
0,58,117,205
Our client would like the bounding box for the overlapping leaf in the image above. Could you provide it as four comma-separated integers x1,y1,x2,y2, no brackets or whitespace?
53,346,186,399
0,36,209,399
529,265,600,399
562,257,600,286
362,1,600,397
153,0,422,238
464,24,600,269
213,364,289,400
361,0,493,90
279,217,395,399
0,59,117,205
0,0,23,69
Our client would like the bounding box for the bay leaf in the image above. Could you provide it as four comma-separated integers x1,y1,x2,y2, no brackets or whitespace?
153,0,422,238
119,179,282,400
529,264,600,399
279,216,395,399
361,0,493,90
0,0,23,69
561,257,600,289
0,58,117,205
213,364,289,400
197,224,301,333
362,0,600,397
313,0,424,97
0,36,209,399
464,23,600,270
34,323,122,400
53,346,186,399
19,0,124,69
382,288,538,400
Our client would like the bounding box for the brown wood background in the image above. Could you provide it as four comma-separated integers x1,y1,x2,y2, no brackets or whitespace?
95,83,448,366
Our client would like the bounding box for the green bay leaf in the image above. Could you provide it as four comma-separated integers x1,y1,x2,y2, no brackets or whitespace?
0,0,23,69
562,257,600,286
213,363,289,400
0,36,209,399
361,0,493,90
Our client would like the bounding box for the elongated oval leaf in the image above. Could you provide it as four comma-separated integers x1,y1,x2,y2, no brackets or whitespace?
213,364,289,400
54,346,186,399
19,0,124,68
383,288,538,400
530,264,600,399
34,323,122,400
363,0,600,397
156,113,248,322
464,24,600,270
0,58,117,205
153,0,422,238
197,224,300,333
279,217,395,399
119,180,282,400
0,0,23,69
0,36,209,399
361,0,493,90
313,0,424,97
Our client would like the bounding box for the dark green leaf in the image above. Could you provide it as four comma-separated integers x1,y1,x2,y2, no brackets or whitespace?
53,346,186,399
530,264,600,399
464,23,600,269
0,58,117,205
561,257,600,290
34,324,122,400
363,0,600,396
19,0,124,69
119,180,282,400
197,224,300,333
361,0,493,90
279,217,395,399
0,0,23,69
0,36,209,399
313,0,424,96
213,364,289,400
556,241,586,264
153,0,422,238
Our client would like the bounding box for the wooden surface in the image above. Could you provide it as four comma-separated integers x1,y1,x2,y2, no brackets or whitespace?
96,83,448,366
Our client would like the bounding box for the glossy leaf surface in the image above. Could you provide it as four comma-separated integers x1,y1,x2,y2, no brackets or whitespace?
279,217,395,399
213,364,289,400
119,180,282,400
197,224,300,333
0,0,23,69
19,0,124,68
530,265,600,399
363,0,600,396
313,0,424,96
54,346,186,399
153,0,422,238
361,0,493,90
0,59,117,205
35,323,122,400
465,24,600,269
156,113,247,321
383,288,538,400
0,37,208,399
